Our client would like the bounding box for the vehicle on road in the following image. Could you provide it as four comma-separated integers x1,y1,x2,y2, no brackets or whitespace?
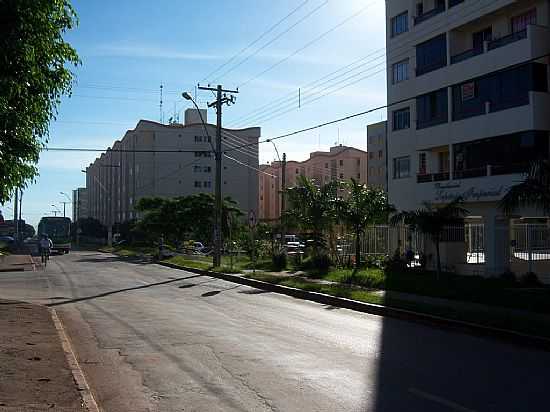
38,217,71,254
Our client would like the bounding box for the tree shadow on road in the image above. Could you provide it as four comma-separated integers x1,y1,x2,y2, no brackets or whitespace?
46,274,205,307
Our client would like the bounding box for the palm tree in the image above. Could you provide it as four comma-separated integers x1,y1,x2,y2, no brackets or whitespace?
337,179,394,271
285,176,338,257
500,160,550,215
390,198,468,280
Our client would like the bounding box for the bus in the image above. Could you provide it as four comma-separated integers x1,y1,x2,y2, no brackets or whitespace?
38,217,71,253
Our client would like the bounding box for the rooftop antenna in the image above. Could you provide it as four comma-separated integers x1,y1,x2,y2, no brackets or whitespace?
337,128,340,145
159,83,164,123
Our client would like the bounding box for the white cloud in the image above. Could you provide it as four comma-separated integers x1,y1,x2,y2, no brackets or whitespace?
91,44,223,61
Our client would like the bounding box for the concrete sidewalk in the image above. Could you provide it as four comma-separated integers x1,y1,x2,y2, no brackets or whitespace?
0,299,87,411
0,254,37,272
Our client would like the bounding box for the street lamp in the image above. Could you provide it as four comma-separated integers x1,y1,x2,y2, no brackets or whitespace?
266,139,287,248
51,204,61,217
60,192,71,218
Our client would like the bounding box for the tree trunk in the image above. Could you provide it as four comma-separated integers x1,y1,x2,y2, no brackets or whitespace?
354,230,361,273
435,236,441,281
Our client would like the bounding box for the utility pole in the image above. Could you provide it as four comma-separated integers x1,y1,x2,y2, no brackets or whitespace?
60,201,70,218
198,84,238,267
281,153,287,246
18,189,22,241
13,189,18,240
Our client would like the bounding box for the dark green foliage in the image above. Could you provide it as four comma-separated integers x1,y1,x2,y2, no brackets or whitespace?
500,271,517,283
74,217,106,239
500,160,550,215
521,272,541,287
271,250,287,271
0,0,80,201
135,194,243,245
337,179,394,270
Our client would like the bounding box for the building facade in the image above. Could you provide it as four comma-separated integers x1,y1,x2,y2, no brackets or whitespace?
367,121,388,190
86,110,260,228
72,188,88,222
259,145,369,221
386,0,550,275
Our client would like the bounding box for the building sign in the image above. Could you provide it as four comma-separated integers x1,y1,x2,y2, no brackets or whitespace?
434,182,508,202
461,82,475,101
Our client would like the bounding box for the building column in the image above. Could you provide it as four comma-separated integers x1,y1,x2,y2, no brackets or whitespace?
484,209,510,276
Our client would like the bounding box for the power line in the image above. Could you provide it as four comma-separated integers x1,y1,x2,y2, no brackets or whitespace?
212,0,330,83
230,0,496,127
237,0,379,88
224,49,550,154
201,0,312,83
45,147,211,153
223,154,276,178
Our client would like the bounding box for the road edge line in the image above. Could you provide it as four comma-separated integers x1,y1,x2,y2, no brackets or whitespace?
158,261,550,351
51,309,100,412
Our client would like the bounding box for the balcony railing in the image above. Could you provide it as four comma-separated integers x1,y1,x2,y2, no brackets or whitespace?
414,4,445,25
415,59,447,76
450,47,483,65
453,167,487,179
491,163,530,176
487,29,527,51
449,0,465,8
417,171,450,183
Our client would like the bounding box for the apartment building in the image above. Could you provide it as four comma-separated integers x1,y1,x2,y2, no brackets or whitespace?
367,121,388,191
259,145,368,221
72,188,88,222
86,109,260,228
386,0,550,275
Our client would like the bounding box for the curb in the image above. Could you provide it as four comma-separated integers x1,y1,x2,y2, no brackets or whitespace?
51,309,100,412
159,261,550,351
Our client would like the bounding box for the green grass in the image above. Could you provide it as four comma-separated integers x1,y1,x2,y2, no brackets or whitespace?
245,272,550,339
99,245,157,257
163,255,242,274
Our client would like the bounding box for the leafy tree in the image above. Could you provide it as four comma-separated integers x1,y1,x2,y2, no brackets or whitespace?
337,179,394,271
135,194,243,246
500,160,550,215
0,0,80,202
75,217,106,239
390,198,468,280
285,176,339,257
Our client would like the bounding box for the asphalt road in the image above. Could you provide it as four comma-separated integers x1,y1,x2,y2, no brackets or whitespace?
0,250,549,412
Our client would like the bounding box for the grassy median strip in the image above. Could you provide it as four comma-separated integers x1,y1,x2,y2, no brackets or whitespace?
244,272,550,339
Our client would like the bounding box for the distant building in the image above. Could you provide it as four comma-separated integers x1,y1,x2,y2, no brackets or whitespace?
72,188,88,222
86,109,260,227
367,121,388,191
259,145,369,221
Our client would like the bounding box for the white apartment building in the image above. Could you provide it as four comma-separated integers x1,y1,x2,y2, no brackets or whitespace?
86,109,260,228
386,0,550,276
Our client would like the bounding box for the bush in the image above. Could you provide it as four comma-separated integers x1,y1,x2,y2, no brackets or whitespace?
384,250,407,273
272,251,287,271
365,254,386,269
500,271,517,283
312,254,331,272
521,272,541,287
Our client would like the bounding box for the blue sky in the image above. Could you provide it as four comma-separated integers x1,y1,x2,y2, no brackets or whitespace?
9,0,387,227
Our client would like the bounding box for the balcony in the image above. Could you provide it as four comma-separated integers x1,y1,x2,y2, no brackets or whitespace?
450,47,483,65
414,4,445,26
454,164,530,180
449,0,464,7
417,172,450,183
488,29,527,51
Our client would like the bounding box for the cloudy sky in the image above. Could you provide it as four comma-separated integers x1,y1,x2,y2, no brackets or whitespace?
10,0,387,227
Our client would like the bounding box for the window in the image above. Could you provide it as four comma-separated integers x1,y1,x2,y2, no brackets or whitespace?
416,88,448,129
418,153,427,174
393,156,410,179
193,165,201,173
416,34,447,76
204,166,212,173
325,162,328,168
194,151,211,157
195,136,202,142
391,11,408,37
378,150,383,159
511,9,536,33
339,160,344,166
357,158,361,165
438,151,450,172
204,181,212,188
369,167,375,176
378,166,383,176
392,107,410,130
472,27,492,51
369,152,374,159
194,181,202,188
296,169,299,174
392,59,409,84
357,173,361,179
339,173,344,179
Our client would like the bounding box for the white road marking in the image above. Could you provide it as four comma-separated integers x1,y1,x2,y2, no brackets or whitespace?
409,387,478,412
